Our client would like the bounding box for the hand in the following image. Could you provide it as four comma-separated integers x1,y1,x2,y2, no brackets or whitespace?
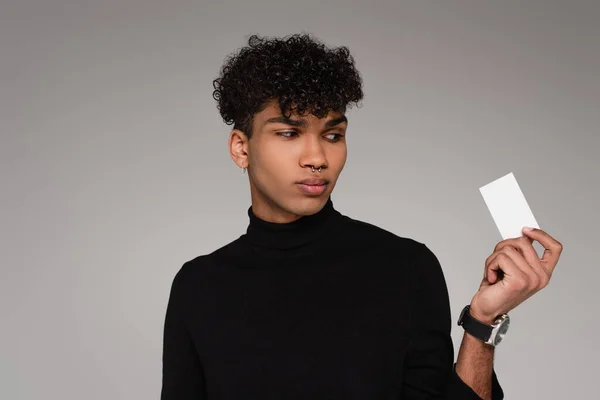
469,227,563,324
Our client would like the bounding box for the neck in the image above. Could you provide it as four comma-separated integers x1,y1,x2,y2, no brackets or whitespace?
248,196,306,224
243,195,343,258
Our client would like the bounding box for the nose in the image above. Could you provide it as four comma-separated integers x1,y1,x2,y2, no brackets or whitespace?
299,135,327,171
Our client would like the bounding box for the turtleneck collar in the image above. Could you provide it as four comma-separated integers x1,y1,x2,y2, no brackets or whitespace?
243,196,342,258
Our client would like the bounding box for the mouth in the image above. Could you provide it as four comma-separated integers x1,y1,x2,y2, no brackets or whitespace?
296,178,329,186
296,179,328,195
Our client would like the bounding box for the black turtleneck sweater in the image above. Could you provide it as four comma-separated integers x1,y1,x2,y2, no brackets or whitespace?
161,197,504,399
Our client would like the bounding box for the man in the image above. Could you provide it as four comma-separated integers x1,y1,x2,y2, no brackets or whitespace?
161,33,563,399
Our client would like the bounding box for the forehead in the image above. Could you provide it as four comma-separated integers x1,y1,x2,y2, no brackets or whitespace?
255,100,346,126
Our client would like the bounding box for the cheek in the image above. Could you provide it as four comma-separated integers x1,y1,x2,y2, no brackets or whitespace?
250,146,294,180
256,146,282,163
328,147,347,168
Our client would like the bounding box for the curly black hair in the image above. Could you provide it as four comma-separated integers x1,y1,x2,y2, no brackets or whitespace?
212,33,364,139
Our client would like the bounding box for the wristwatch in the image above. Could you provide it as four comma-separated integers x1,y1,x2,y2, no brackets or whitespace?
457,305,510,347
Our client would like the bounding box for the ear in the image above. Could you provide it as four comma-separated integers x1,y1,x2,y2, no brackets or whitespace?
229,129,249,169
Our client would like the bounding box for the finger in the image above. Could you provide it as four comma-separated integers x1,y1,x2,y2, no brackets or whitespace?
485,249,527,287
499,245,542,290
494,237,516,253
488,237,527,274
487,245,532,283
495,236,548,282
484,252,500,283
522,227,563,274
486,238,519,265
495,236,536,262
485,252,502,284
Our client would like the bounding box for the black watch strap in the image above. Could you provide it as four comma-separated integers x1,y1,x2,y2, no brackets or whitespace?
458,305,493,342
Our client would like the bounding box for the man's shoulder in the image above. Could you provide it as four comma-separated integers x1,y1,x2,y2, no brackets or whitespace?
339,213,429,256
172,235,247,281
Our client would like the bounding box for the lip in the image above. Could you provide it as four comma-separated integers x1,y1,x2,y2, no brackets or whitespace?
297,178,328,185
296,180,328,195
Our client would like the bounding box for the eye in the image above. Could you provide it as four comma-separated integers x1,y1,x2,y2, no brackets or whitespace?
276,131,298,138
325,133,344,142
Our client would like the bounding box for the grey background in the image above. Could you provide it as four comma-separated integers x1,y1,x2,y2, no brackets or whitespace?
1,0,598,399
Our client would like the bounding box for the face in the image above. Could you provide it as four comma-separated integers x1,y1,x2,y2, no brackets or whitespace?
229,99,348,223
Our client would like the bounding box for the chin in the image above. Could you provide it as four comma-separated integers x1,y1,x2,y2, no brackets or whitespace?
289,196,329,215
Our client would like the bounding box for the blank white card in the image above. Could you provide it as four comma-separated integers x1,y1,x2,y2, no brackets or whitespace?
479,172,540,239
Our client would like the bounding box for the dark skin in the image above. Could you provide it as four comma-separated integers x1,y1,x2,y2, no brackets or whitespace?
229,98,348,223
229,98,564,399
458,227,563,399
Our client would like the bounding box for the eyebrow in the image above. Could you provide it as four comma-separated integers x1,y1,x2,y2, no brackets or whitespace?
264,115,348,128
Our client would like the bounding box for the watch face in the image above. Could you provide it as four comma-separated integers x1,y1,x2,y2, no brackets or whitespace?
493,316,510,346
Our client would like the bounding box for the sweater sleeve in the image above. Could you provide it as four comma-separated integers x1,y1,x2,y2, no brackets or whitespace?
400,243,504,399
161,262,206,399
